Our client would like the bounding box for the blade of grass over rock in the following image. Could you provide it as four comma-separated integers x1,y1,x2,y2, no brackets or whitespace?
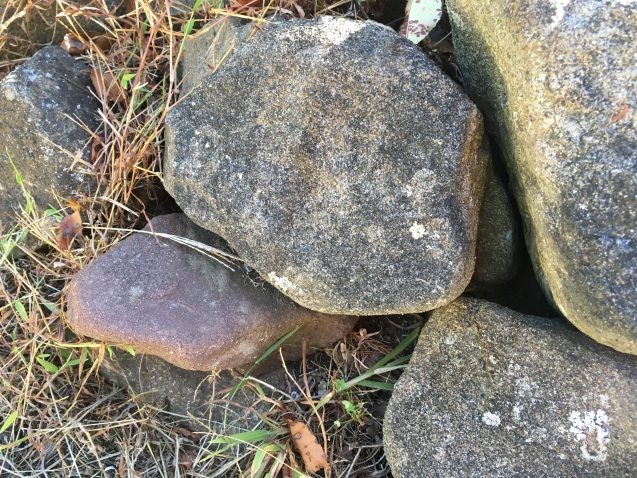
227,325,302,399
315,326,420,410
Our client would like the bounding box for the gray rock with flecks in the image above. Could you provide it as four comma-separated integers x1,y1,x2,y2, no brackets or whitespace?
66,213,356,371
472,148,519,285
384,297,637,478
179,17,254,96
164,16,487,315
447,0,637,354
0,46,98,234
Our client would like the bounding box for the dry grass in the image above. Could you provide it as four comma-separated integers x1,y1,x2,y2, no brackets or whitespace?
0,1,419,476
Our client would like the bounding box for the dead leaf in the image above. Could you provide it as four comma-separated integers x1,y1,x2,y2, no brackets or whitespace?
90,68,126,103
60,33,87,55
124,0,137,14
56,211,82,251
65,197,83,212
287,419,330,474
230,0,265,9
91,34,116,52
610,103,630,123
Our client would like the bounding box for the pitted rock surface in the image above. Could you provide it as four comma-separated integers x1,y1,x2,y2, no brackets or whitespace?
0,46,98,233
472,150,519,286
164,16,486,315
384,297,637,478
66,214,356,371
179,17,254,96
447,0,637,353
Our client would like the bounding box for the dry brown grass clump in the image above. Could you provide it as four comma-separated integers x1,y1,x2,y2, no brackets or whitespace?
1,1,420,476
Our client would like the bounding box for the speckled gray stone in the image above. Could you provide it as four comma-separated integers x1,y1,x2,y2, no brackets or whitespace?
447,0,637,353
472,153,519,285
164,16,487,315
0,46,98,234
179,17,254,96
66,214,356,371
383,297,637,478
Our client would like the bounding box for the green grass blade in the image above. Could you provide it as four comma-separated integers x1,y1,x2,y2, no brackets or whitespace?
356,379,395,391
227,325,302,399
0,411,18,433
208,428,275,445
13,301,28,322
367,327,420,373
36,355,60,374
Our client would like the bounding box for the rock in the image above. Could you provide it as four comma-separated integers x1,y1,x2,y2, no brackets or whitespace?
179,17,253,96
446,0,637,353
101,348,290,433
66,213,357,371
384,297,637,478
472,146,519,285
0,46,98,234
164,16,487,315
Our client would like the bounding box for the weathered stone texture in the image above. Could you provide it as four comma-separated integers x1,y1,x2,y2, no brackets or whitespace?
66,214,356,371
0,46,98,233
384,297,637,478
447,0,637,353
165,16,487,315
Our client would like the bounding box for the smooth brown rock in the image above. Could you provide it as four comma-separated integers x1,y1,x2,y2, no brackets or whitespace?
472,161,519,286
66,214,357,371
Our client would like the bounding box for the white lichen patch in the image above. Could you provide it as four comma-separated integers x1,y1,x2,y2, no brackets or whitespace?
129,286,144,299
278,16,366,47
310,17,366,46
268,272,300,294
512,405,522,422
238,341,257,357
549,0,572,29
482,412,501,427
409,221,426,240
568,409,610,462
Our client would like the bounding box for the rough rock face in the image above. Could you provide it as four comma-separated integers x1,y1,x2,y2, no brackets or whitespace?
0,46,98,233
179,18,253,95
164,16,487,315
446,0,637,353
66,214,356,371
384,298,637,478
472,157,519,285
102,348,290,433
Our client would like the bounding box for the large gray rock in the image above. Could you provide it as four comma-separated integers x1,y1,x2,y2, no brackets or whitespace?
164,16,487,315
446,0,637,353
472,159,519,286
384,297,637,478
66,214,356,371
0,46,98,234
